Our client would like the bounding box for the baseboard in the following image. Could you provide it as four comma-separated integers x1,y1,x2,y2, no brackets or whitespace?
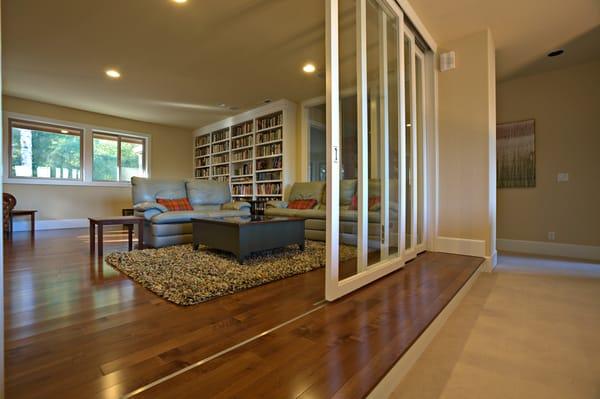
434,236,486,258
368,260,483,399
497,239,600,262
481,250,497,272
12,218,88,232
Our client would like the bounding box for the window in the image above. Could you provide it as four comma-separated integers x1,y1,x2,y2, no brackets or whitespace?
9,119,83,180
92,132,146,182
6,115,150,185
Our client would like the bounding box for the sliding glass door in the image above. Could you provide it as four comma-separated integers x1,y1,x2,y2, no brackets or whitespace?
325,0,429,300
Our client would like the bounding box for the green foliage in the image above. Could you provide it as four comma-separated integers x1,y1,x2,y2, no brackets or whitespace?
11,128,80,178
93,138,118,181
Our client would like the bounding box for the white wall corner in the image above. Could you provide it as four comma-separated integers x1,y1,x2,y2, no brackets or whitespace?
481,250,497,272
434,236,487,258
497,239,600,262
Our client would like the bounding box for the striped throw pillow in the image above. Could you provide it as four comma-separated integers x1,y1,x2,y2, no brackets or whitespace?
288,199,318,210
156,197,193,211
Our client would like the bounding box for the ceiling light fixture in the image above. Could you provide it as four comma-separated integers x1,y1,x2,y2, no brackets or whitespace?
303,63,316,73
105,69,121,79
61,129,69,133
172,0,188,4
547,49,564,57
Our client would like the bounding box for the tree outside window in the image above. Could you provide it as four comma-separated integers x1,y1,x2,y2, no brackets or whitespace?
9,119,82,180
92,132,146,182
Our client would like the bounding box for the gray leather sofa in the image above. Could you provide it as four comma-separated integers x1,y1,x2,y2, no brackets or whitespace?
264,180,396,245
132,177,250,248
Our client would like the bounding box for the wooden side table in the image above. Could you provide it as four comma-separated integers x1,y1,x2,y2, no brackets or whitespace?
89,216,144,257
11,210,37,237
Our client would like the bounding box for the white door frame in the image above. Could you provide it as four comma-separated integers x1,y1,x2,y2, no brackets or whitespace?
414,46,427,254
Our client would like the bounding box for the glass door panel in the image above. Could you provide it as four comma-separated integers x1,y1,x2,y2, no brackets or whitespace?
338,0,359,279
415,48,425,249
326,0,406,300
403,30,417,259
366,0,383,266
386,12,400,257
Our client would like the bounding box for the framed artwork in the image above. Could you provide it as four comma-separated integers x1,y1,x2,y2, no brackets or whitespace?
497,119,536,188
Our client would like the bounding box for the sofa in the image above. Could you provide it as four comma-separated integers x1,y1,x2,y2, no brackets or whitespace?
264,180,396,245
132,177,250,248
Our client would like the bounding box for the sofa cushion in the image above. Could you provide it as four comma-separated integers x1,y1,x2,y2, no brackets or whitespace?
156,197,193,211
264,208,303,218
289,182,325,202
151,222,193,237
321,179,357,206
132,177,187,204
293,209,326,219
186,180,231,206
206,209,250,218
150,210,210,224
339,210,381,223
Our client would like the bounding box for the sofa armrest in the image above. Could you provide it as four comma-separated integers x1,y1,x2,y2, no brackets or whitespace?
222,201,251,211
265,200,288,209
133,201,168,213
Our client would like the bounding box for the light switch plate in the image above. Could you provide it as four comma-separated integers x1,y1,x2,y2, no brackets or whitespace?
557,173,569,182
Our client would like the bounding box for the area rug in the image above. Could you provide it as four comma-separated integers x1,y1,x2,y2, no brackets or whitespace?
105,241,355,306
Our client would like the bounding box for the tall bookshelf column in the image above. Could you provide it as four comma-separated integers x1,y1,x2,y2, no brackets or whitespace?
230,120,254,202
255,111,284,201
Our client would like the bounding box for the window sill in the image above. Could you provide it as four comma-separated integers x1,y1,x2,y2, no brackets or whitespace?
4,177,133,188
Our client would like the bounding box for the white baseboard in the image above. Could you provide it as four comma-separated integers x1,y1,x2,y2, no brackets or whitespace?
497,239,600,262
435,236,486,257
12,218,88,232
368,261,483,398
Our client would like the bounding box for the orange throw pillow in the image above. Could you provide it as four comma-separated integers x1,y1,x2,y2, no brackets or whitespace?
156,197,193,211
349,195,381,211
288,199,318,210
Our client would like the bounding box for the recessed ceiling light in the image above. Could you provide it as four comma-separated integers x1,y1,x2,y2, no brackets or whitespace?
303,63,316,73
547,49,564,57
172,0,187,4
61,129,69,133
105,69,121,79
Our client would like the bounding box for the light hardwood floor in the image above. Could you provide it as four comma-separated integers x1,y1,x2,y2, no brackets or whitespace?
391,254,600,399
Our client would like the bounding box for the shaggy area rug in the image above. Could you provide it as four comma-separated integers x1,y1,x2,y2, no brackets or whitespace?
105,241,355,306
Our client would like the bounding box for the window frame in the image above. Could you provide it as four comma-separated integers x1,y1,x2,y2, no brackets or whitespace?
4,112,151,187
7,118,84,181
92,130,147,183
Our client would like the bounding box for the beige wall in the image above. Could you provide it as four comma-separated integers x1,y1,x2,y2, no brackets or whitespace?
437,29,496,256
497,60,600,247
3,96,193,221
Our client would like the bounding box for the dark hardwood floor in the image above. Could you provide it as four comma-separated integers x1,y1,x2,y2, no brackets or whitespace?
4,228,482,399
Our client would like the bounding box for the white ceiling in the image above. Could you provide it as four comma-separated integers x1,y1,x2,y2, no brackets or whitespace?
407,0,600,81
3,0,599,129
2,0,327,128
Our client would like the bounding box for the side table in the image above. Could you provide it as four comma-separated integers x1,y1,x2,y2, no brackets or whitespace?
89,216,144,257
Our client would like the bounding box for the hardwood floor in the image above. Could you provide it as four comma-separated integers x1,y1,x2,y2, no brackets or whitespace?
4,228,482,398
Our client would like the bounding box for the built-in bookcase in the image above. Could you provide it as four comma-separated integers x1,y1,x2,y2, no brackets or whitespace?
193,99,296,201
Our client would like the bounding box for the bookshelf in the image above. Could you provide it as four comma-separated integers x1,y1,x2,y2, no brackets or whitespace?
193,99,296,202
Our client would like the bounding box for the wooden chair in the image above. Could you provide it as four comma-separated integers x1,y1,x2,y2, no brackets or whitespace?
3,193,37,239
3,193,16,239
